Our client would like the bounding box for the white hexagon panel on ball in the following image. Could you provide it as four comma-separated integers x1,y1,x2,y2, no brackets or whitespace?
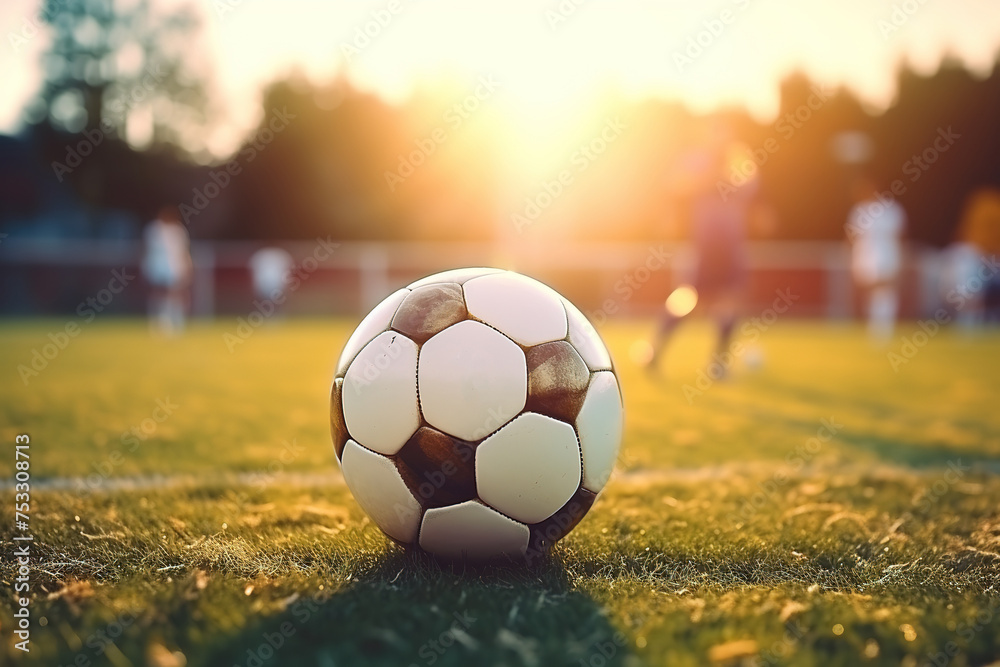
342,331,420,456
418,320,527,441
340,440,422,544
563,298,613,371
463,272,568,346
336,288,409,376
419,500,529,560
576,371,623,493
476,412,582,524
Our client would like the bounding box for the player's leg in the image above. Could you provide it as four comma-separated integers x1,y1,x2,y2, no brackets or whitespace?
647,281,703,370
716,312,736,357
148,285,168,334
166,284,190,334
984,273,1000,324
705,291,739,380
646,309,684,370
713,289,739,355
867,280,898,343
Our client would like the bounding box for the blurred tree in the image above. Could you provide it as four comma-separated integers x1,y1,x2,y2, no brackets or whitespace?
28,0,211,152
16,0,215,237
225,77,503,241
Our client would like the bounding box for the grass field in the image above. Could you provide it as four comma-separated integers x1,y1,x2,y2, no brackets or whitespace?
1,318,999,666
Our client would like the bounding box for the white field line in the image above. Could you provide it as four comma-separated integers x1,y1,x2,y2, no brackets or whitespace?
3,461,998,494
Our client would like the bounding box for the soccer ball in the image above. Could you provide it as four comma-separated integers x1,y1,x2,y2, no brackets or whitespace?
330,268,623,561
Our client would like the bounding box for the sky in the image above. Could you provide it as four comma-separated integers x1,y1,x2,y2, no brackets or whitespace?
2,0,1000,156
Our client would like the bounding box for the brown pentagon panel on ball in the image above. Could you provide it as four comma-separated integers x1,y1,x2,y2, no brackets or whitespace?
390,282,468,344
524,340,591,423
394,426,478,508
525,487,597,562
330,377,349,460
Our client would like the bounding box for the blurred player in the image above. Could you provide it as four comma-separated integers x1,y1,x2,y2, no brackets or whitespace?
954,186,1000,323
846,178,906,344
249,246,295,315
141,206,192,336
645,120,760,376
941,241,984,328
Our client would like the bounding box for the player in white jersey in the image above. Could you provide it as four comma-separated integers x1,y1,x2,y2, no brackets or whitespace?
142,207,192,335
249,247,294,308
846,179,906,343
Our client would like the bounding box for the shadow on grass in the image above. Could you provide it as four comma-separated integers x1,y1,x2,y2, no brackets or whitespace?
730,376,1000,470
834,430,1000,470
203,549,633,667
